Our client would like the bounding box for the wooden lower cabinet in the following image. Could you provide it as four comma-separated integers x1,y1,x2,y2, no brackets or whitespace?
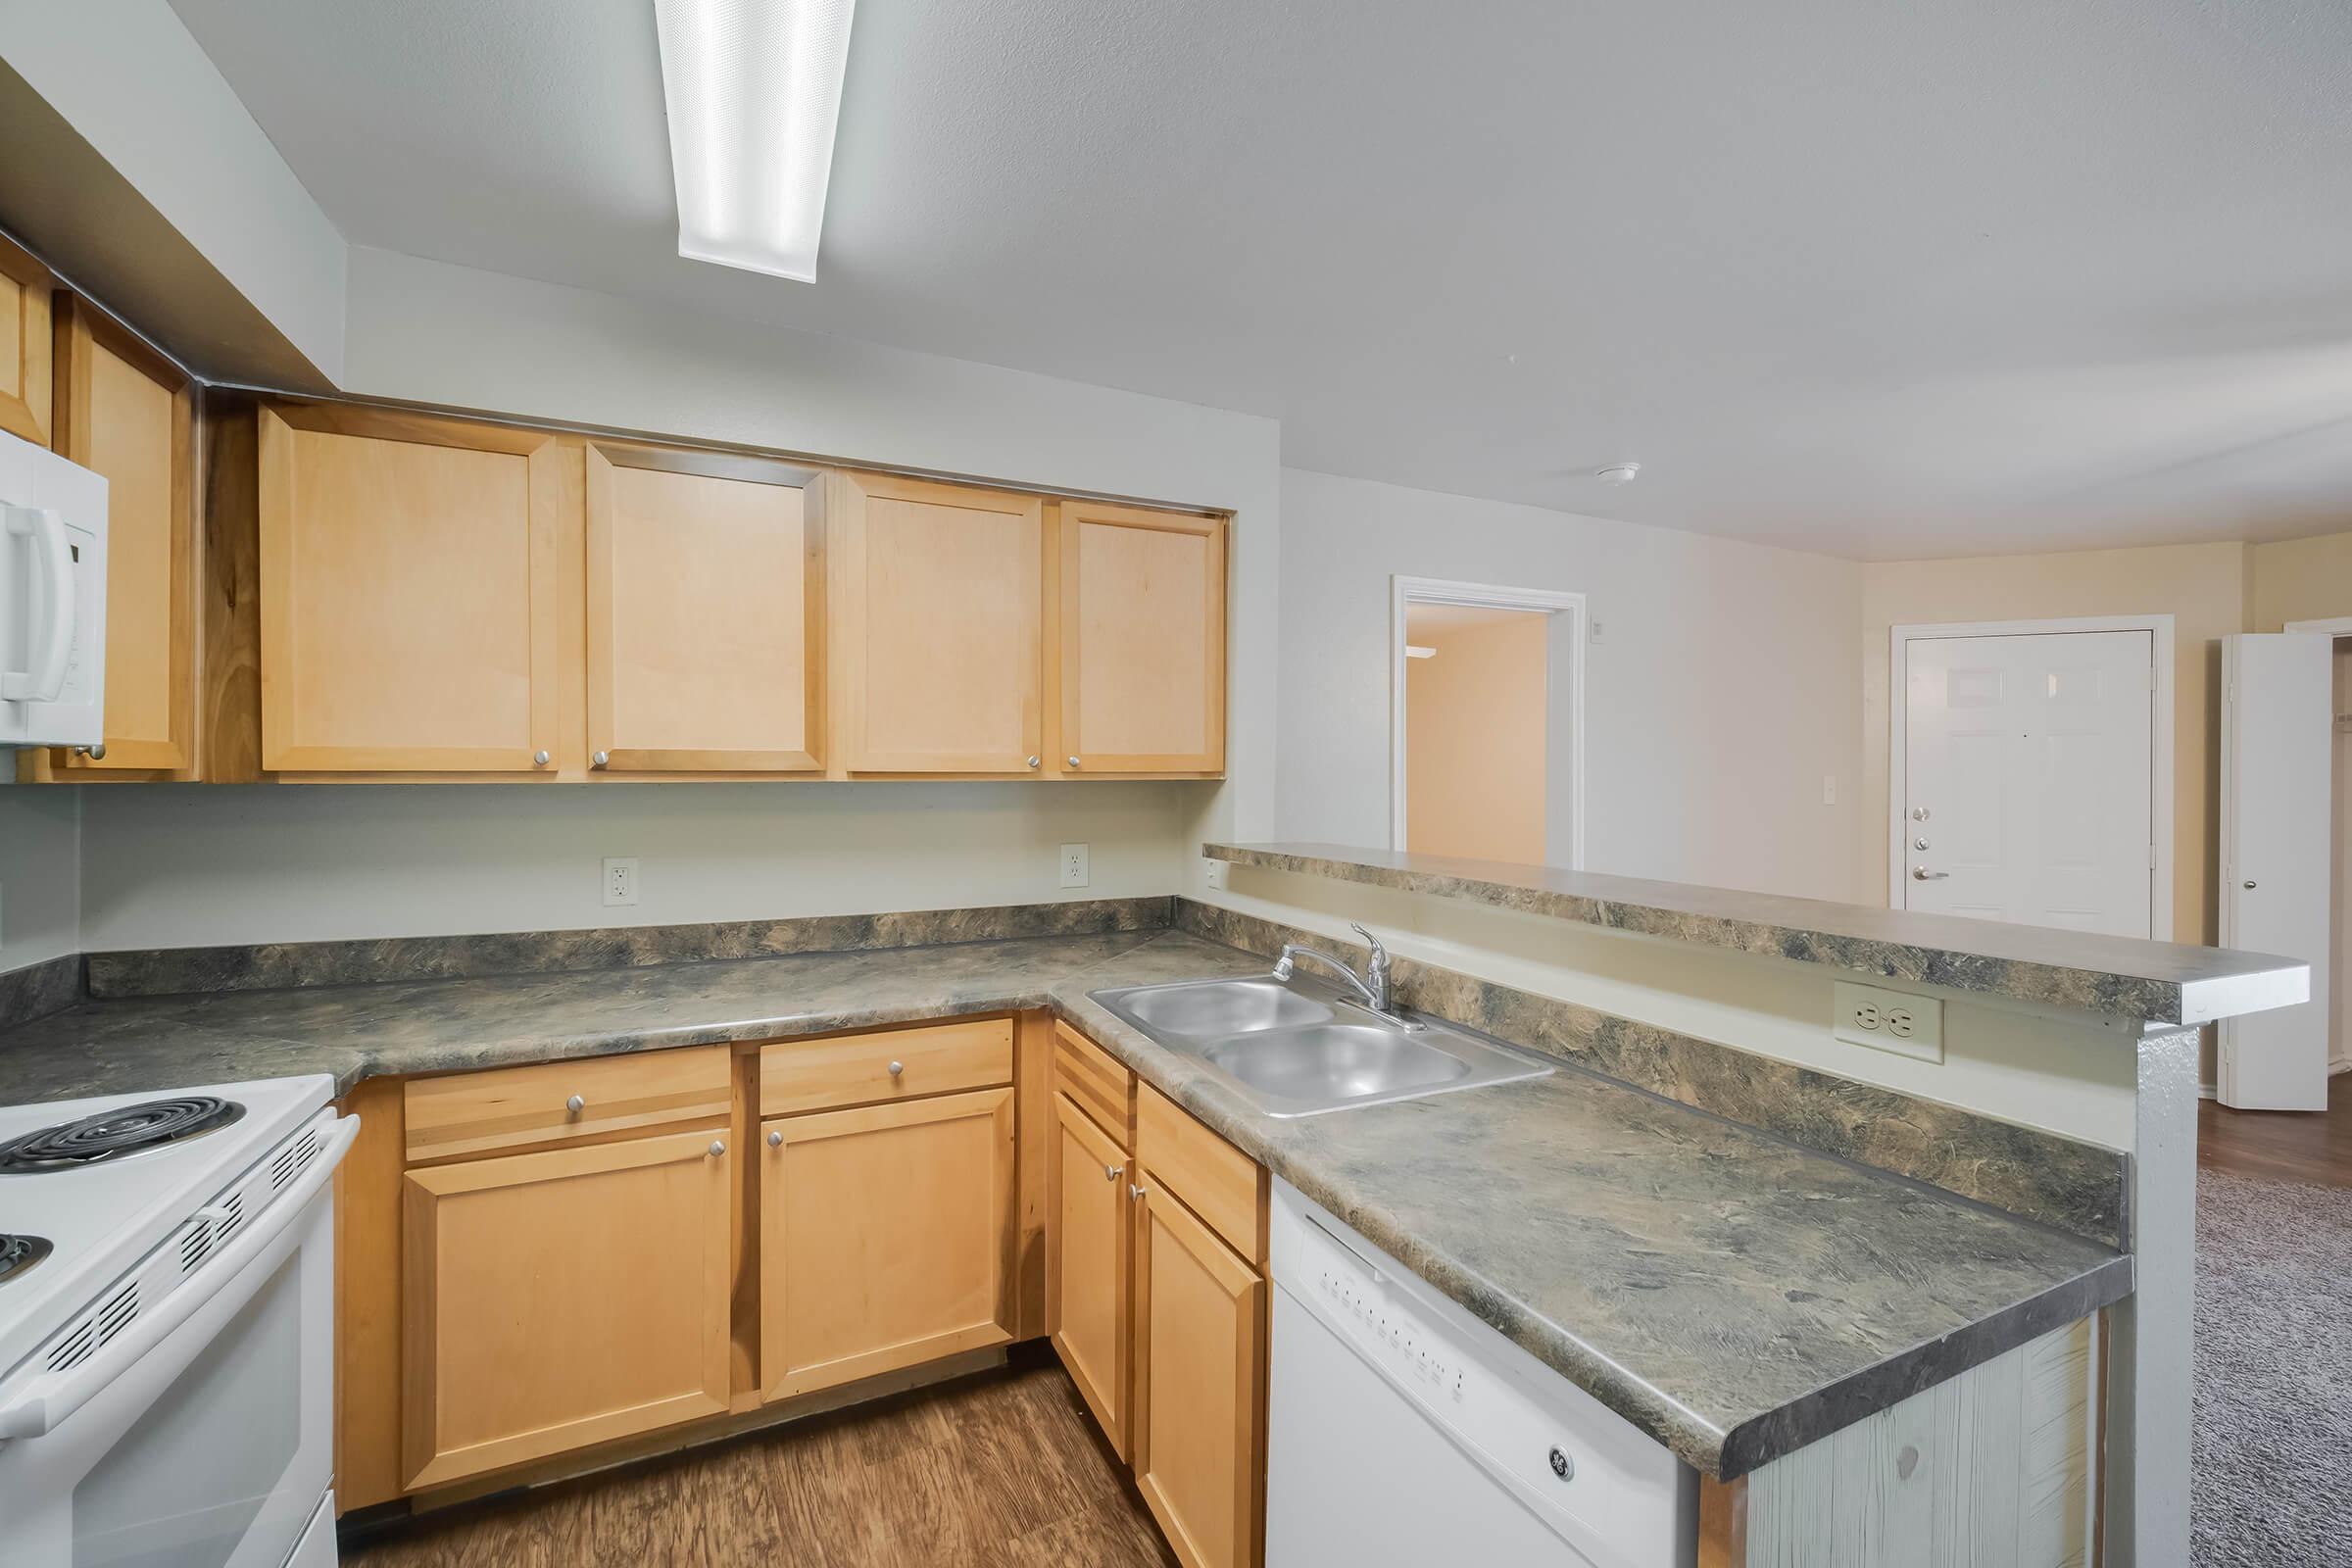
1133,1176,1267,1568
399,1128,734,1490
760,1086,1017,1400
1049,1090,1133,1458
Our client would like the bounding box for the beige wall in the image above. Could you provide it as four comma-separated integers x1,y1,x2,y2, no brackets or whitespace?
2250,530,2352,630
1405,612,1549,862
1859,542,2250,942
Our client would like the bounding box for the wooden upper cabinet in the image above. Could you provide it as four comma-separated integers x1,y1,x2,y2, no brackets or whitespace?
834,472,1044,773
258,404,573,773
1060,501,1225,775
586,444,825,772
31,297,196,778
0,232,54,448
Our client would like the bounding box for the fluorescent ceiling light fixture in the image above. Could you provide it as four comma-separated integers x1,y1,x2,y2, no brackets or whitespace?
654,0,857,283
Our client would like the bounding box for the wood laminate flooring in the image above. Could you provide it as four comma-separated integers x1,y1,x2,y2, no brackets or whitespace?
343,1354,1176,1568
2198,1071,2352,1188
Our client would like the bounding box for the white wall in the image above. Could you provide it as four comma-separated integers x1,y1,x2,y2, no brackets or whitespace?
78,784,1183,950
60,248,1282,951
0,0,348,379
0,785,77,967
1276,468,1862,900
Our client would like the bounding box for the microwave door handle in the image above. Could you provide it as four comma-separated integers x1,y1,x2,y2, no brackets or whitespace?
1,505,74,702
0,1112,359,1443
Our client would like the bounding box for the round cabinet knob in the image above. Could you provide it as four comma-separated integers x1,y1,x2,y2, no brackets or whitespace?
533,750,552,767
2244,880,2258,890
709,1140,727,1157
592,751,611,769
766,1129,784,1149
1130,1184,1147,1201
887,1060,905,1078
565,1095,585,1114
1911,807,1931,822
1103,1163,1123,1182
1067,756,1081,769
74,743,106,760
1026,755,1041,769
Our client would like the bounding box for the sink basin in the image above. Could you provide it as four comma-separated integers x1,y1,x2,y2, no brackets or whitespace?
1089,973,1550,1117
1117,978,1333,1037
1200,1024,1471,1102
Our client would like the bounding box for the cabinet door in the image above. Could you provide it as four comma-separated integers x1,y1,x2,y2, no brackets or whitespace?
586,444,825,772
835,472,1043,773
1049,1091,1132,1458
40,297,195,775
401,1129,733,1490
1060,501,1225,774
259,404,570,773
0,232,52,447
1135,1176,1265,1568
761,1087,1016,1399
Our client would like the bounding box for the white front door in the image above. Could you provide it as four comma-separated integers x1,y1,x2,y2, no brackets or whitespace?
1901,629,2155,937
2220,632,2334,1110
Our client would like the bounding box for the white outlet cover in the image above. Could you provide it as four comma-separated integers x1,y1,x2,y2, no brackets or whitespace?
603,857,640,907
1832,980,1942,1063
1203,858,1229,891
1058,843,1090,889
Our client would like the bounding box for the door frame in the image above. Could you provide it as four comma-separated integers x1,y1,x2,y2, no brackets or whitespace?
1886,615,2175,939
1389,575,1586,867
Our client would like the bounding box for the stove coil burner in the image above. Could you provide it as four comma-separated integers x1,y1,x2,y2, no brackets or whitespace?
0,1096,246,1174
0,1233,51,1283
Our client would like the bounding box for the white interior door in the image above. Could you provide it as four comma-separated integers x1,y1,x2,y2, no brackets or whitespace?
1901,629,2155,937
2220,632,2333,1110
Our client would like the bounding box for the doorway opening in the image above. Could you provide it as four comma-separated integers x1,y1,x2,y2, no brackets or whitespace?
1389,576,1585,868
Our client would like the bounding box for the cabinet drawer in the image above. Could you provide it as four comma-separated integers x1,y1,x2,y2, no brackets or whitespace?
404,1047,731,1163
1137,1082,1265,1265
760,1018,1012,1116
1054,1021,1133,1149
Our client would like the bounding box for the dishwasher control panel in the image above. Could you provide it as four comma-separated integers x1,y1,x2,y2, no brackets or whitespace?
1270,1180,1695,1568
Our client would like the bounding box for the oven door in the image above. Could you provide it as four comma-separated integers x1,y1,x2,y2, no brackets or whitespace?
0,1169,339,1567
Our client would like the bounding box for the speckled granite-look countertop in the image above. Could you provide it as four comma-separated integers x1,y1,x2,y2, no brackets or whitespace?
0,927,2130,1479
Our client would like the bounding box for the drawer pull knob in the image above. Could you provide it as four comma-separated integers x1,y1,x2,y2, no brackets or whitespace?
592,750,611,768
709,1140,727,1158
1130,1184,1147,1201
1104,1163,1123,1182
1067,756,1081,769
888,1060,905,1078
565,1095,586,1114
73,743,106,760
767,1129,783,1149
533,750,552,767
1026,755,1041,769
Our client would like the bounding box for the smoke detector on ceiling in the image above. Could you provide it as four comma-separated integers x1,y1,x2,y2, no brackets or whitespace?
1593,464,1642,486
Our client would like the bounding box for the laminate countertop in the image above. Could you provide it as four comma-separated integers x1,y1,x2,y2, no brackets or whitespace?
0,927,2129,1480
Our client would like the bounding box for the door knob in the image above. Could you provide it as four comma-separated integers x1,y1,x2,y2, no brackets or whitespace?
1913,837,1930,852
2244,880,2258,890
1912,866,1948,881
1910,807,1930,822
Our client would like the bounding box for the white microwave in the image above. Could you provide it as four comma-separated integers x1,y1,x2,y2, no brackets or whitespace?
0,428,107,748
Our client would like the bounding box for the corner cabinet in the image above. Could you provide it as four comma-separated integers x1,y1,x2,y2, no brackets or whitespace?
585,443,826,773
22,295,198,781
257,404,573,774
400,1127,734,1489
831,471,1046,774
1059,500,1226,775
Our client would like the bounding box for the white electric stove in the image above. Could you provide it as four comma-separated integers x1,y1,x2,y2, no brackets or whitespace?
0,1075,357,1567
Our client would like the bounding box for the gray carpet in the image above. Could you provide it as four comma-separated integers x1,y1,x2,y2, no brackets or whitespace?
2194,1166,2352,1566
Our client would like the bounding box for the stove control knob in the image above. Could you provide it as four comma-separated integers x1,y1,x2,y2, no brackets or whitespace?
1548,1446,1574,1482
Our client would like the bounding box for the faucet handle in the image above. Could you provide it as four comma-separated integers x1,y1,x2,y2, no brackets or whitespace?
1349,923,1386,963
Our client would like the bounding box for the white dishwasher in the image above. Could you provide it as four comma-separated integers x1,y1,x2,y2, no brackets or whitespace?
1266,1179,1696,1568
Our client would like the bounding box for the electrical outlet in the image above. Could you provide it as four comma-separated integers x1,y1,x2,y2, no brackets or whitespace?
1203,858,1229,892
1058,843,1090,889
603,857,640,907
1833,981,1942,1062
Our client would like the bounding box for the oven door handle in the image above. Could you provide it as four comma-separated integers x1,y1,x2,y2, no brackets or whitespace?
0,1112,359,1442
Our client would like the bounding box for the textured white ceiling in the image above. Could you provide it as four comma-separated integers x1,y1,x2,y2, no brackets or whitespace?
169,0,2352,559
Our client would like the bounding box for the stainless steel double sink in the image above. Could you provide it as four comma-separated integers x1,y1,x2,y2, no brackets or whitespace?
1087,973,1551,1118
